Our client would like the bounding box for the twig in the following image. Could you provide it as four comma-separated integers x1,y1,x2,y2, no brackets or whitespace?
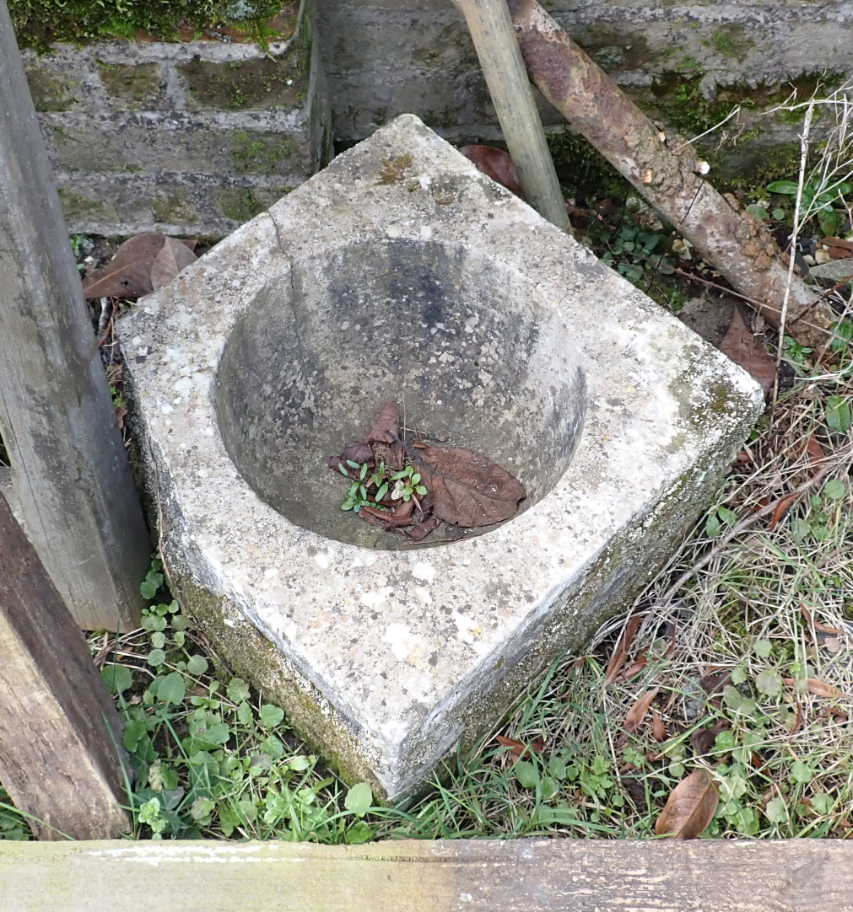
671,266,834,338
774,103,815,409
654,444,853,612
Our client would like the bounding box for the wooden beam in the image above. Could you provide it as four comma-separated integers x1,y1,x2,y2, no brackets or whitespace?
0,492,130,840
1,837,851,911
0,0,149,631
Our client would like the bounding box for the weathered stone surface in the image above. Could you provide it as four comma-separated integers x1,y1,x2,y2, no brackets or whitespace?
320,0,853,153
21,0,330,237
119,115,763,800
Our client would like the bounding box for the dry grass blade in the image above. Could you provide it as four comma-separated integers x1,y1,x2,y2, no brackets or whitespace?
604,615,642,685
655,769,719,839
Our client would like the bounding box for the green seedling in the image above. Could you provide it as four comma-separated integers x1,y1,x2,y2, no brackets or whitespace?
782,336,814,374
339,461,372,513
598,222,676,287
765,179,852,236
390,465,427,504
338,460,393,513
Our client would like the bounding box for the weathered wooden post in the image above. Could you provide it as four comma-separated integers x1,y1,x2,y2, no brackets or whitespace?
0,492,131,839
0,0,149,631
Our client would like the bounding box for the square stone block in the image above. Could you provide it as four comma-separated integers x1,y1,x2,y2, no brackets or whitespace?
119,115,762,801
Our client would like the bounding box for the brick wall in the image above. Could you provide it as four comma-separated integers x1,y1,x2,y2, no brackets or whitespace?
22,0,330,237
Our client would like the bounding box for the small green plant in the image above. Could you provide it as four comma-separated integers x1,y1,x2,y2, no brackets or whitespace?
337,458,428,513
744,203,787,222
337,460,393,513
598,221,676,287
781,335,815,374
69,234,93,272
829,319,853,357
338,460,374,513
765,178,852,235
390,465,427,504
91,561,388,842
705,505,739,538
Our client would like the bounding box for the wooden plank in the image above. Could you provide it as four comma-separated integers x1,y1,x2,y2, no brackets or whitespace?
0,0,149,631
1,837,851,912
0,492,130,840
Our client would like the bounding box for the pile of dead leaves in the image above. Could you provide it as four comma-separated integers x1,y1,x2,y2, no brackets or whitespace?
328,401,526,543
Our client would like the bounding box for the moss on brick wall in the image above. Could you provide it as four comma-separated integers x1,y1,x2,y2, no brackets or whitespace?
9,0,297,51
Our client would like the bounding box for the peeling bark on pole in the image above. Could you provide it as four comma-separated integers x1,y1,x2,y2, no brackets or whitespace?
500,0,836,349
0,1,149,631
0,492,131,841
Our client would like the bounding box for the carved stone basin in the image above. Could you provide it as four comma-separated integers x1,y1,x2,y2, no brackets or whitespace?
119,115,762,800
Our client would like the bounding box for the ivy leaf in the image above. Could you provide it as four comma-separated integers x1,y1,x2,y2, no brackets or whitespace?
344,782,373,817
259,704,285,728
227,678,251,703
101,663,133,694
514,761,540,789
237,701,254,726
826,396,851,433
147,648,166,668
157,672,186,706
755,669,783,697
344,821,375,844
765,797,788,824
187,655,209,676
823,479,846,501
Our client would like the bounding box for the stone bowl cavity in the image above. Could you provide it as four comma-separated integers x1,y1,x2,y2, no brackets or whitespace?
213,237,586,548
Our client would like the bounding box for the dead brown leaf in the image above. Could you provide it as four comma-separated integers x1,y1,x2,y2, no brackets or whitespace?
415,444,526,527
150,237,198,290
783,678,844,699
690,719,729,756
806,432,826,464
329,442,374,473
623,686,659,735
82,233,196,298
496,734,545,761
652,709,667,743
618,654,650,683
655,768,719,839
699,671,731,696
822,237,853,259
367,401,400,444
717,306,776,397
769,491,802,531
405,515,438,541
801,606,842,636
604,615,642,685
459,145,525,199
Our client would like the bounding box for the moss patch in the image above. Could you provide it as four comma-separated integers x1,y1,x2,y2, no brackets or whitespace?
546,128,630,201
216,185,291,221
646,71,848,138
9,0,298,52
97,61,162,108
57,187,109,219
574,26,653,73
152,189,196,224
230,131,296,172
24,66,74,111
180,53,306,110
709,24,754,62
